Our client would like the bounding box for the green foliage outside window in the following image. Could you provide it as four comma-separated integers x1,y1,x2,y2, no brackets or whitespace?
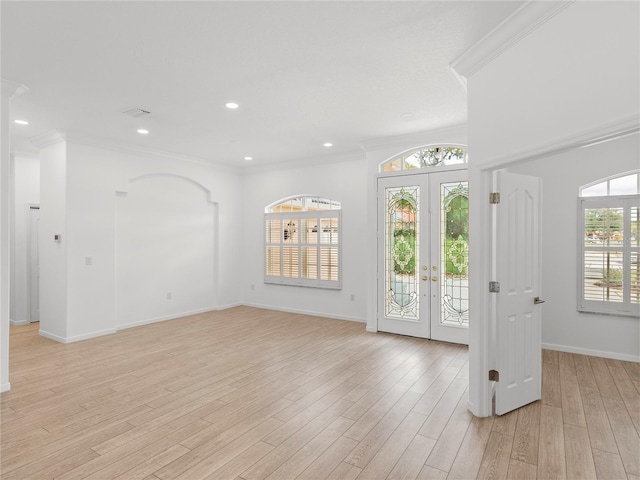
393,229,416,275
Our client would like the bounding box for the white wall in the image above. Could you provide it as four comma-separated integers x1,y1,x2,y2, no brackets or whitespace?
241,153,368,322
10,154,40,325
38,139,68,341
509,134,639,360
469,1,639,167
115,175,216,328
460,1,640,416
38,140,243,342
2,79,29,392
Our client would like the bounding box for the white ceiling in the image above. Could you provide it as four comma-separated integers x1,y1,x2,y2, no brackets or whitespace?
2,1,523,168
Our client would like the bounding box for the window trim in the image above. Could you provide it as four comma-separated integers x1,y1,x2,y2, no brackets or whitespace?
578,194,639,317
264,196,342,289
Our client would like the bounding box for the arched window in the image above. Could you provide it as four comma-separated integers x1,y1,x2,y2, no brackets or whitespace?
381,145,468,173
265,196,341,289
579,171,639,317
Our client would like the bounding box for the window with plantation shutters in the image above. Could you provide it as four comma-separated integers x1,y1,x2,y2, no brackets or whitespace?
265,196,341,289
579,171,639,317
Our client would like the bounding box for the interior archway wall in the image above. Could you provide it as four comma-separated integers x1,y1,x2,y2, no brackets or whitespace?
115,174,217,329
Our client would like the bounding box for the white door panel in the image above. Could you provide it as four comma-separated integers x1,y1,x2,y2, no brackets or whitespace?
495,171,542,415
377,176,429,338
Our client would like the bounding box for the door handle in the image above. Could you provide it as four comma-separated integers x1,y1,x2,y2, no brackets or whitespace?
534,296,545,304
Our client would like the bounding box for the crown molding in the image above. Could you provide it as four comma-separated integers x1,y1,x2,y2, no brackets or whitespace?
10,149,40,159
360,124,468,153
30,129,67,148
243,149,365,176
450,0,575,79
62,131,243,175
481,115,640,170
1,78,29,99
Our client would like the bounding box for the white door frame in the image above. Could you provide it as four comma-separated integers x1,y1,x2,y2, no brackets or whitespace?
468,166,494,417
26,203,40,324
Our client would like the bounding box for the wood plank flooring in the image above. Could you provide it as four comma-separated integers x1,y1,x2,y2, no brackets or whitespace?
1,306,638,479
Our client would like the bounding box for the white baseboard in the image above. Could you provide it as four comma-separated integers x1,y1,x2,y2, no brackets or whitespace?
39,329,68,343
542,342,640,363
0,382,10,393
36,304,364,344
116,306,219,331
366,325,377,333
242,302,366,324
216,302,242,311
40,328,117,344
10,319,29,326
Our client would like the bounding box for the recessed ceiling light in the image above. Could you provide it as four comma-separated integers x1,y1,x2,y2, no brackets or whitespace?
323,142,333,147
137,129,149,134
244,156,253,161
225,102,239,109
14,119,29,125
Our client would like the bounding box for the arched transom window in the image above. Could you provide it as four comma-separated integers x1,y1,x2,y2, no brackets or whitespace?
265,195,341,289
381,146,468,173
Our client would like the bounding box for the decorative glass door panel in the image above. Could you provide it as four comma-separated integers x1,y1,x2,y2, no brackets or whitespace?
385,186,420,321
440,181,469,327
430,175,469,344
378,171,469,344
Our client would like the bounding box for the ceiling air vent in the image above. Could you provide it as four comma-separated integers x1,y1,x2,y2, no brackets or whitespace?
121,106,151,118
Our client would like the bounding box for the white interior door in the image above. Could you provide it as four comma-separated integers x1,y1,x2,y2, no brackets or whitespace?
494,170,542,415
28,206,41,323
377,171,469,344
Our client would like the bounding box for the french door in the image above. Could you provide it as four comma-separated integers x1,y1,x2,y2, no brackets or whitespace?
377,170,469,344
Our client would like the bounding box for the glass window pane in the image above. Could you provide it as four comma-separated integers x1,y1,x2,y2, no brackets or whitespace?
403,152,421,170
302,247,318,279
306,198,320,211
283,247,299,278
320,218,338,244
632,251,639,305
290,198,303,212
383,158,402,172
633,207,639,248
283,219,298,243
583,250,624,303
319,247,338,281
584,208,624,246
266,219,280,244
441,147,467,166
266,247,281,276
610,174,639,195
581,182,608,197
302,218,318,244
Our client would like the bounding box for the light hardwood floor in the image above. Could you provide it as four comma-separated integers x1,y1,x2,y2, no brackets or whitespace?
1,306,639,479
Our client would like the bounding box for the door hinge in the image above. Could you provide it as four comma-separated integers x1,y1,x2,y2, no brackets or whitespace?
489,369,499,382
489,281,500,293
489,192,501,204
